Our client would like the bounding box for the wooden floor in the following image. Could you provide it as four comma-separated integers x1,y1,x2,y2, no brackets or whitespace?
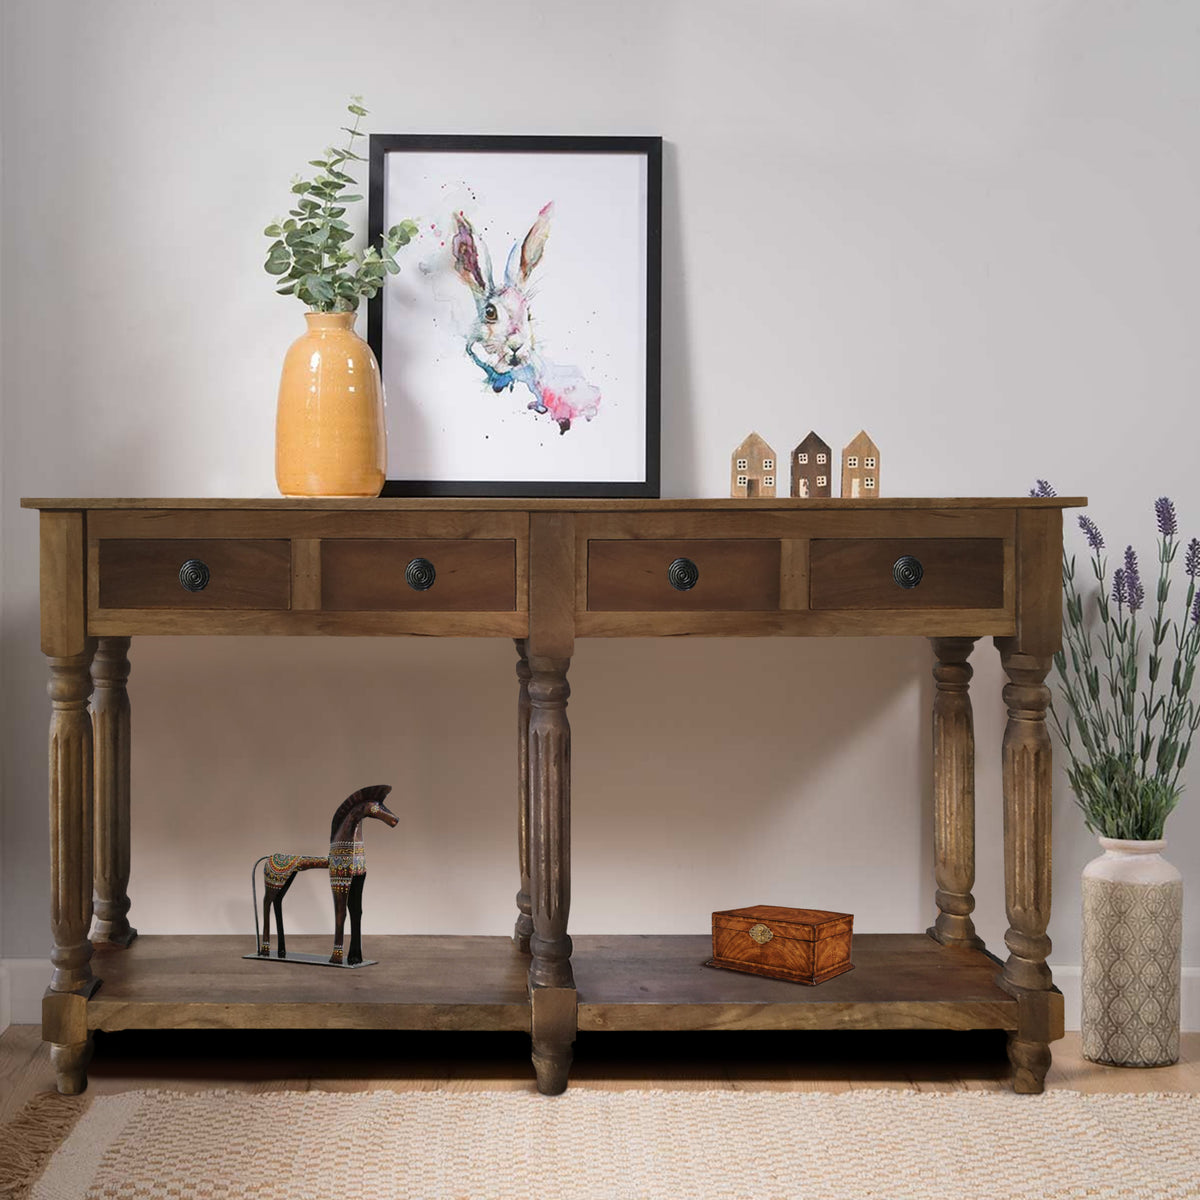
3,1023,1198,1125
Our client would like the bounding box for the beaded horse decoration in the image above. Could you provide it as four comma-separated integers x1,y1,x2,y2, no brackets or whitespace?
250,784,397,968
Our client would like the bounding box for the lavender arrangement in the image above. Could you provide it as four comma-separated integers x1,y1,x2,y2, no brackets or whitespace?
1031,481,1200,840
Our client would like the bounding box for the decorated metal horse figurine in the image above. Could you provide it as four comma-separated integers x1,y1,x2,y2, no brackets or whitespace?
252,784,397,966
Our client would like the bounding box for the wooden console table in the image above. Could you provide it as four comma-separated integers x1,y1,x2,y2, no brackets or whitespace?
24,496,1081,1095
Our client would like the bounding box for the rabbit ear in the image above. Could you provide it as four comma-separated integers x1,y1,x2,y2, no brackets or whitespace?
510,202,553,286
451,211,493,297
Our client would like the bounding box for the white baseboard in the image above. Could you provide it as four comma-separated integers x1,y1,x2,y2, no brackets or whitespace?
0,959,48,1031
1051,964,1200,1032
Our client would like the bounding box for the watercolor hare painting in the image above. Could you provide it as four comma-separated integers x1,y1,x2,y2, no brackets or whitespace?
451,202,601,435
370,136,660,495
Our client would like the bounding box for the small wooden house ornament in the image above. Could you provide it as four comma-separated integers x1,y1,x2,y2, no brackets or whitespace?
841,430,880,499
790,432,832,499
730,432,778,498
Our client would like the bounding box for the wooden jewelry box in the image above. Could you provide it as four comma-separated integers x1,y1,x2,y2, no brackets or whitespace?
707,905,854,985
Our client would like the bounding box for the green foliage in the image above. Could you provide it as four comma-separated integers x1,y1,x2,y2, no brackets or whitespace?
1051,506,1200,840
264,98,418,312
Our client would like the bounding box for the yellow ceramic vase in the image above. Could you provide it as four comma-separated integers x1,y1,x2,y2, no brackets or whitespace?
275,311,386,497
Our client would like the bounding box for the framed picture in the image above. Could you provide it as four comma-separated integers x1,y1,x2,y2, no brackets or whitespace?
368,135,661,497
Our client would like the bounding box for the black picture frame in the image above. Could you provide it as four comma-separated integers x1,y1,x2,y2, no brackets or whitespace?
368,134,662,498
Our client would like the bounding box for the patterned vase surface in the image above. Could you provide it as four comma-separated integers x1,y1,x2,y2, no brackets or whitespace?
275,311,386,498
1081,837,1182,1067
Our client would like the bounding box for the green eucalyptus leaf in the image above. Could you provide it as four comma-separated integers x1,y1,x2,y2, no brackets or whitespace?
337,194,363,204
302,274,335,302
263,223,283,237
347,104,367,116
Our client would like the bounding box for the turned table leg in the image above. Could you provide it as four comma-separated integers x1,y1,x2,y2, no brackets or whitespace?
928,637,983,950
513,639,534,953
998,647,1061,1092
92,637,137,946
527,654,575,1094
45,646,99,1093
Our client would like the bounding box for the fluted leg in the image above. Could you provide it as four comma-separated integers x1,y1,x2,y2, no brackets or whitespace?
48,648,98,994
92,637,136,946
928,637,983,949
999,648,1059,1092
513,639,534,952
527,654,574,1094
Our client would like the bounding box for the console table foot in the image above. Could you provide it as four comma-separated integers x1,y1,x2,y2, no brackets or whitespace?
532,1041,573,1095
1007,1035,1051,1093
530,983,575,1094
51,1037,93,1095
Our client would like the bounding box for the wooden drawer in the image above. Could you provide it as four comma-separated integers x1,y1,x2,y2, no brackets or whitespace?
587,540,781,611
321,539,516,611
809,538,1005,610
96,540,291,609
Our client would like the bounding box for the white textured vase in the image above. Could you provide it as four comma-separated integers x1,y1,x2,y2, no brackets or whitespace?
1081,838,1182,1067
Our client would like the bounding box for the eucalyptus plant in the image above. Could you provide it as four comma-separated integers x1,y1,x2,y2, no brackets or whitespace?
264,99,417,312
1032,481,1200,840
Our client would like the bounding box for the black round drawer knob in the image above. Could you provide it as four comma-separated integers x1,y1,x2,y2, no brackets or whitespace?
178,559,210,592
405,557,437,591
893,556,924,589
667,557,700,592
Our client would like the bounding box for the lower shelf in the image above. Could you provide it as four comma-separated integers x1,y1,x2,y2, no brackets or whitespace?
573,934,1019,1033
88,935,531,1033
81,933,1020,1037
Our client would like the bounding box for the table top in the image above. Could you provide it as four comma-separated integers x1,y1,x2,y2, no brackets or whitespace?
21,496,1087,512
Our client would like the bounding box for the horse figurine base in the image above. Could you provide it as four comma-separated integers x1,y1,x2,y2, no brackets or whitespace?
243,950,377,969
248,784,397,968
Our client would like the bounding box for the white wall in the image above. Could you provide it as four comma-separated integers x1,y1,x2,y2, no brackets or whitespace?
2,1,1198,1025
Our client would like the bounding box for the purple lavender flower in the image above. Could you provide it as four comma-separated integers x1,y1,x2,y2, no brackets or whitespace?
1112,566,1127,609
1156,497,1178,537
1124,546,1145,612
1192,590,1200,625
1078,515,1105,550
1186,538,1200,579
1030,480,1057,498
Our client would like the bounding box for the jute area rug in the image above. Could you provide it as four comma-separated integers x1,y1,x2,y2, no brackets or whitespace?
3,1088,1198,1200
